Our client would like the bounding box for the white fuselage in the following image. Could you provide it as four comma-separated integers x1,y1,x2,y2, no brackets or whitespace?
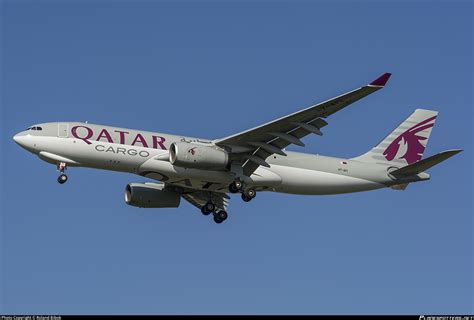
13,122,395,195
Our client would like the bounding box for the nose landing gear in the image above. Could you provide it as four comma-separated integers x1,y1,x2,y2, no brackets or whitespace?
58,174,68,184
57,162,68,184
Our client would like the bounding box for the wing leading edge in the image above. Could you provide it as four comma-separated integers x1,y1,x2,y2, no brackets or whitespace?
214,73,392,176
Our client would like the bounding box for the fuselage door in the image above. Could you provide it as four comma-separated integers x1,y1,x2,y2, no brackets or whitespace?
58,123,69,138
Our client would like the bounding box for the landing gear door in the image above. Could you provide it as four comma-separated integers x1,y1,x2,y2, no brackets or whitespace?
58,123,69,138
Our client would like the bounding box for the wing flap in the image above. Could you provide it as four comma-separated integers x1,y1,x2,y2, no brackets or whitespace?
181,191,230,212
242,118,329,175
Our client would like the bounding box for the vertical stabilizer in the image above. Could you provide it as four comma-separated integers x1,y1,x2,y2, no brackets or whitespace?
353,109,438,166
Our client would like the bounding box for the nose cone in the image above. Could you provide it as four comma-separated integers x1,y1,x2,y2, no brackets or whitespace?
13,133,23,144
13,132,36,153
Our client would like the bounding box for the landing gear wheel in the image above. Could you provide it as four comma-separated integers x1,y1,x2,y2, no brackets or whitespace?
229,183,239,194
213,210,228,224
241,193,252,202
58,174,68,184
201,202,215,215
201,206,211,216
244,188,256,199
229,180,243,194
57,162,68,184
234,180,243,190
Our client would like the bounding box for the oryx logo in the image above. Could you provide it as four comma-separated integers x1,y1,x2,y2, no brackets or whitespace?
383,116,436,164
188,147,197,156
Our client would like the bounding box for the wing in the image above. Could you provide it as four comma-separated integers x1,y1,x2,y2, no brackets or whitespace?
181,190,230,212
214,73,392,176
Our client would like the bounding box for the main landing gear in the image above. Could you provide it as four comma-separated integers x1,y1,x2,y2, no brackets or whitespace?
213,210,228,224
200,201,215,215
229,179,257,202
57,162,68,184
201,201,228,224
228,179,243,193
241,188,256,202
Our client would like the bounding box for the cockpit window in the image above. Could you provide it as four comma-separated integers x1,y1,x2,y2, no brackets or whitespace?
27,126,43,131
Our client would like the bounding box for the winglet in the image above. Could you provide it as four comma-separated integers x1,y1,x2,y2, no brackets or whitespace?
369,72,392,87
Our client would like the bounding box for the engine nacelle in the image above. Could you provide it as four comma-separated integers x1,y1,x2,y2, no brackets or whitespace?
125,183,181,208
169,142,229,170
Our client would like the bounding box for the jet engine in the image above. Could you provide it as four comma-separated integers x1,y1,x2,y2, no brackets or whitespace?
125,183,181,208
169,142,229,170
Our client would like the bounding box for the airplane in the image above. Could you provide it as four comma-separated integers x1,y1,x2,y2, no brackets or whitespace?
13,73,462,224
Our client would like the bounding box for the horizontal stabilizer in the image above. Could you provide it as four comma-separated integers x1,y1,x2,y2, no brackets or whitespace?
390,149,462,177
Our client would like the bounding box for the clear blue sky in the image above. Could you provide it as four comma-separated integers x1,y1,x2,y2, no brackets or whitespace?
1,0,472,315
